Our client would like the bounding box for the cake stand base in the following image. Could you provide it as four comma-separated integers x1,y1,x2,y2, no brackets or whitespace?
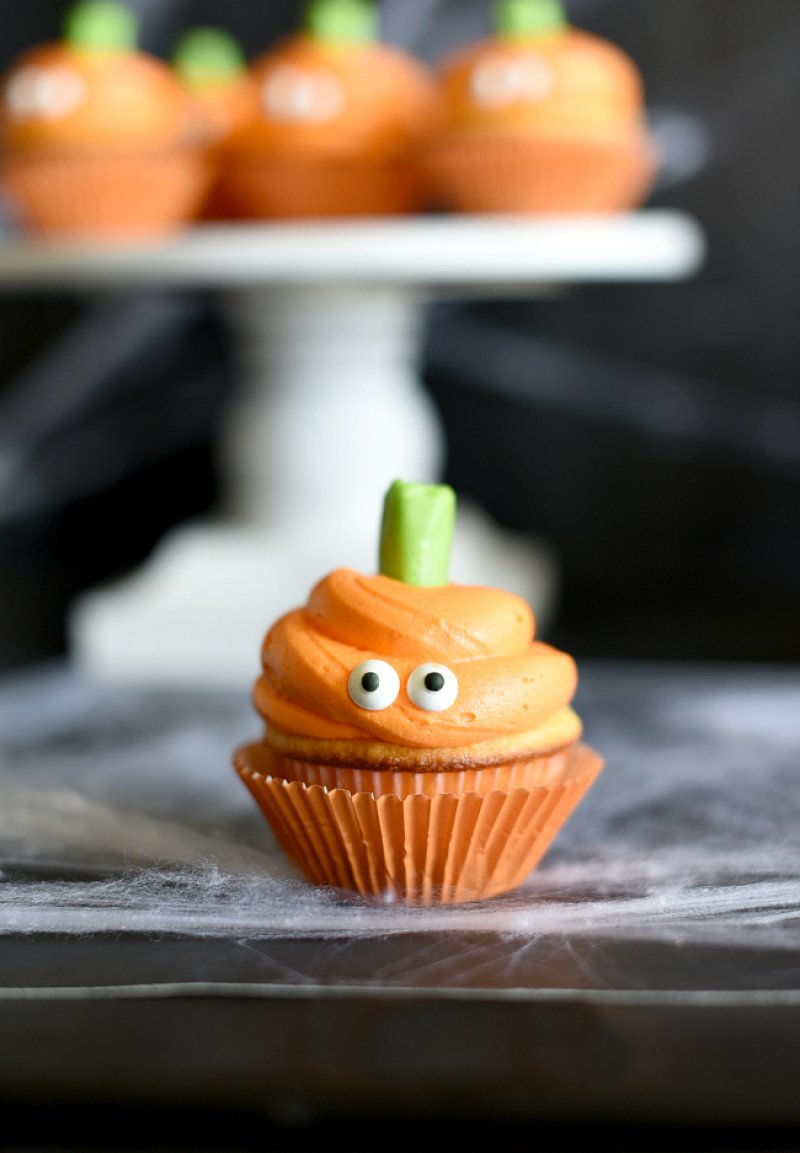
0,215,704,688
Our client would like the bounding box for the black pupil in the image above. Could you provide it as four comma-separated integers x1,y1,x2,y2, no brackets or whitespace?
362,671,380,693
424,671,445,692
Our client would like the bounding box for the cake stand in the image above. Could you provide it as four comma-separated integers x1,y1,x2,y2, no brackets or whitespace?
0,212,705,687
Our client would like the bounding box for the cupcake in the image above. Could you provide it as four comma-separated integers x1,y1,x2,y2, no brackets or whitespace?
171,26,254,221
220,0,441,219
233,480,604,906
422,0,659,215
0,0,211,238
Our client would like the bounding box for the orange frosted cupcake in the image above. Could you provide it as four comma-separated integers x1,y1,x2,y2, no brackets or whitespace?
234,480,603,906
0,0,211,238
422,0,659,214
171,26,254,221
221,0,441,219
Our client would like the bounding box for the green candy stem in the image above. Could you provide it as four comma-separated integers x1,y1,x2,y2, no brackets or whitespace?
64,0,139,52
379,479,456,588
493,0,567,39
172,27,246,89
303,0,378,44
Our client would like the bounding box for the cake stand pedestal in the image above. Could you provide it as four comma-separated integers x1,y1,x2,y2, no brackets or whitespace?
0,212,705,687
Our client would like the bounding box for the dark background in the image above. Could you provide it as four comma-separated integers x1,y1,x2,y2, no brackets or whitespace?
1,0,799,670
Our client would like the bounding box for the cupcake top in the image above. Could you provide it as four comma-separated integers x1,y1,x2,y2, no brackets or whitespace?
435,0,646,138
171,26,254,148
225,0,440,161
0,0,193,153
254,480,580,752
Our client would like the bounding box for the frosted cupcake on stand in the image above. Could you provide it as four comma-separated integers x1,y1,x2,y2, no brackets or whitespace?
423,0,659,214
171,26,254,221
220,0,441,219
0,0,210,238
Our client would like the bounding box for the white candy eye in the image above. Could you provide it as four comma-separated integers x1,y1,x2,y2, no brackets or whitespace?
262,64,343,124
7,65,86,121
407,663,458,712
470,54,552,108
348,660,400,711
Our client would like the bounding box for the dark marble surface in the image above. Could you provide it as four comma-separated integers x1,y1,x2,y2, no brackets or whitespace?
1,657,800,1140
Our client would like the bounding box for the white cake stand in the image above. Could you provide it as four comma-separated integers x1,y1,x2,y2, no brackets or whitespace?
0,212,705,687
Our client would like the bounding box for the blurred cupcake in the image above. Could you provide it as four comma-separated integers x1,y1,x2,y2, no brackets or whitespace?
233,479,604,906
422,0,660,214
0,0,211,239
221,0,441,219
171,26,254,221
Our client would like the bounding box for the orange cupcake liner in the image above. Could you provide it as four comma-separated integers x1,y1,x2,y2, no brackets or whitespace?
421,132,660,215
233,741,604,905
1,149,214,239
220,155,427,220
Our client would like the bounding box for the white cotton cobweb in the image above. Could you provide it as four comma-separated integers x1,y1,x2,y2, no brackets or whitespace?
0,660,799,951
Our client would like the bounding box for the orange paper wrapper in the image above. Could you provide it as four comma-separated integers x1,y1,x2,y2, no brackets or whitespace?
220,155,427,220
422,132,660,215
1,148,213,239
233,740,604,905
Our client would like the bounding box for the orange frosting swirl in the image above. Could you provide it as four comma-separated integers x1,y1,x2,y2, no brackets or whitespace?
253,567,579,749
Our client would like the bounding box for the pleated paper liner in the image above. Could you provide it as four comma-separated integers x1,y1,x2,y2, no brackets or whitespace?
219,154,427,219
234,740,604,905
1,148,213,239
421,131,660,215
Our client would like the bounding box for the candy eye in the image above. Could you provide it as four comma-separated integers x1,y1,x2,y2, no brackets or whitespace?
407,663,458,712
348,660,400,711
262,64,343,124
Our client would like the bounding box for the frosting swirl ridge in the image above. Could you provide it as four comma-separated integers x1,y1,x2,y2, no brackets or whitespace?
254,567,578,748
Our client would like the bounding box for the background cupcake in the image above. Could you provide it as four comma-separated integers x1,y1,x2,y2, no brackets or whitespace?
0,0,211,238
171,25,254,222
221,0,441,219
234,480,604,906
422,0,660,214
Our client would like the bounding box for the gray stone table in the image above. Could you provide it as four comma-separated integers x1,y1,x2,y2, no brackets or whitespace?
0,656,799,1146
